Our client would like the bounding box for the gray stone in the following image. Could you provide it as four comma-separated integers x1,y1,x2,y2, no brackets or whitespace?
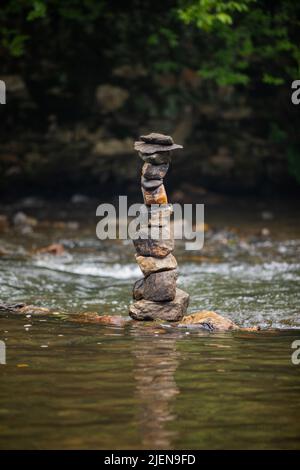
140,133,174,146
135,142,182,155
141,176,163,190
142,162,169,180
135,253,177,277
129,288,189,321
143,270,178,301
138,150,172,163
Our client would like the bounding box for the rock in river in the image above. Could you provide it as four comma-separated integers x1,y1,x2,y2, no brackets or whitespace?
133,228,174,258
129,288,189,321
178,311,239,331
135,253,177,276
142,270,178,301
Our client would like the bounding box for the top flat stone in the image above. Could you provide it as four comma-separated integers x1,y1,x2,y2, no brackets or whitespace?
140,133,173,146
134,141,183,155
134,132,183,155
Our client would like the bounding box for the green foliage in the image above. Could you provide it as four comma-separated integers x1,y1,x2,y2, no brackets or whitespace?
27,1,47,21
1,0,299,86
178,0,252,30
178,0,300,86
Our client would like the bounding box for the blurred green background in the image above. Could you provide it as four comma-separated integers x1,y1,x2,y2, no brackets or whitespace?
1,0,300,199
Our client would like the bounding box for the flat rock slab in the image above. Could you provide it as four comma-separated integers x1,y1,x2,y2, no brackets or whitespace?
135,142,182,155
133,229,174,258
140,133,174,146
135,253,177,277
178,311,239,331
142,162,169,180
178,311,261,331
71,313,129,327
0,302,57,316
129,288,189,321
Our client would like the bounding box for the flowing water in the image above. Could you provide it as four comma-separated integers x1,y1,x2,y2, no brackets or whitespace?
0,200,300,449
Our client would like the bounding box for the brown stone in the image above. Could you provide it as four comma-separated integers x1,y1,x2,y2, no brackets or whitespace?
0,303,54,316
129,288,189,321
133,228,174,258
135,253,177,277
72,313,129,327
142,162,169,180
142,185,168,205
141,176,163,190
133,278,144,300
178,311,261,331
36,243,65,255
178,311,238,331
143,270,177,301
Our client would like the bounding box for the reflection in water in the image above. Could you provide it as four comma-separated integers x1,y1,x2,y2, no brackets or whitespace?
132,332,179,449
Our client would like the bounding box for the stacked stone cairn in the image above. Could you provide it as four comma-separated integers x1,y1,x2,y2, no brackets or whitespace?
129,133,190,321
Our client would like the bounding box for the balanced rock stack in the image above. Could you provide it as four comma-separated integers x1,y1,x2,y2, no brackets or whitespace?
129,133,189,321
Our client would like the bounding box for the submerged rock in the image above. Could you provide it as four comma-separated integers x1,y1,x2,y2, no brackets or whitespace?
0,303,55,316
179,311,260,331
129,288,189,321
135,253,177,276
72,313,129,327
36,243,65,255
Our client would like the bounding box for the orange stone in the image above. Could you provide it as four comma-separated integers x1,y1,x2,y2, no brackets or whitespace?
142,184,168,205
